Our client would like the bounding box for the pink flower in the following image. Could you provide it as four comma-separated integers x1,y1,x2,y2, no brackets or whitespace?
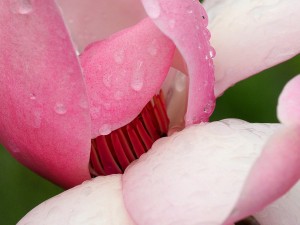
1,0,300,224
0,0,214,188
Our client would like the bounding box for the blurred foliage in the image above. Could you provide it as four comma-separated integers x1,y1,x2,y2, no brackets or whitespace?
0,146,62,224
211,55,300,122
1,55,299,224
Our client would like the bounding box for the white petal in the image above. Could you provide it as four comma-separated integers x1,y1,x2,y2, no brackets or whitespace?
123,119,280,225
18,175,134,225
204,0,300,96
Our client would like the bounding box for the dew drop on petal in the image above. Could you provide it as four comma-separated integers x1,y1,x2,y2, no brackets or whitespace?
32,110,42,128
10,0,33,15
203,101,214,114
143,0,161,19
29,93,36,100
203,28,211,40
99,124,112,135
186,5,193,14
147,39,158,56
131,60,144,91
209,47,216,59
54,103,67,115
114,49,125,64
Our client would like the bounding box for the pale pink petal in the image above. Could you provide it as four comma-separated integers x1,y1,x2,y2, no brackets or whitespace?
255,182,300,225
55,0,146,52
0,0,91,188
123,119,279,225
203,0,300,96
277,75,300,126
141,0,216,125
224,125,300,224
18,175,135,225
80,18,175,138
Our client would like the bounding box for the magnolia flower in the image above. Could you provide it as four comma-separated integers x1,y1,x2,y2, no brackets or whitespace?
1,0,300,224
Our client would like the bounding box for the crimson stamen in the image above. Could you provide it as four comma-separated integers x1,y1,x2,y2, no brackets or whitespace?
89,91,170,176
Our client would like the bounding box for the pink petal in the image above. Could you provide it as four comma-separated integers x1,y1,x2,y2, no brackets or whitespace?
255,182,300,225
224,125,300,224
80,18,175,138
56,0,147,52
0,0,91,188
277,75,300,126
203,0,300,96
18,175,135,225
122,119,279,225
141,0,216,125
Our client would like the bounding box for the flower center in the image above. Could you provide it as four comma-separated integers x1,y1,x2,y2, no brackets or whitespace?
89,91,169,176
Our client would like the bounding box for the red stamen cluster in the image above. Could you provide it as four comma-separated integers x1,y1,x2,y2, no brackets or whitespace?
89,91,169,177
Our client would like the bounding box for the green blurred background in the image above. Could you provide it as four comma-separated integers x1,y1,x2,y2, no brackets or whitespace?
1,55,299,224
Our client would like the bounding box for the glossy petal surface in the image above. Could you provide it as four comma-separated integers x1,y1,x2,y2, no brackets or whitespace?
123,119,279,225
80,18,175,137
204,0,300,96
18,175,135,225
56,0,146,52
141,0,215,125
277,75,300,126
0,0,91,188
255,182,300,225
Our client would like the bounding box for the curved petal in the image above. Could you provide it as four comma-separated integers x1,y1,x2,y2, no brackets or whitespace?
255,181,300,225
141,0,216,125
0,0,91,188
223,125,300,224
277,75,300,126
55,0,146,52
18,175,135,225
162,68,188,132
122,119,279,225
203,0,300,96
80,18,175,137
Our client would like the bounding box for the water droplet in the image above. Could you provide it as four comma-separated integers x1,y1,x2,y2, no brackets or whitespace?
114,91,123,100
33,110,42,128
131,60,144,91
114,49,125,64
209,47,216,58
203,101,214,114
10,0,33,14
186,6,193,14
143,0,161,18
99,124,111,135
147,39,158,56
54,103,67,115
168,19,176,29
203,28,211,39
103,72,112,88
29,93,36,100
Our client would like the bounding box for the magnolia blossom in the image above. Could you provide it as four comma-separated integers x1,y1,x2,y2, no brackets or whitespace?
1,0,300,224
